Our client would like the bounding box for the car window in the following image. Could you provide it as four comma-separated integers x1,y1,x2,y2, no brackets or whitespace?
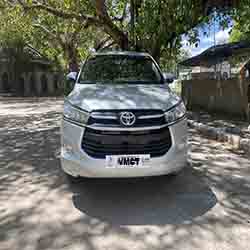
78,55,163,84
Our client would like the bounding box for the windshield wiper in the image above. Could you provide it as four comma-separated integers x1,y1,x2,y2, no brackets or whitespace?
78,80,97,84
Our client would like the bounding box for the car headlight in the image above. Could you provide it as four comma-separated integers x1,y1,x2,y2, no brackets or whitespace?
164,102,186,124
63,100,89,124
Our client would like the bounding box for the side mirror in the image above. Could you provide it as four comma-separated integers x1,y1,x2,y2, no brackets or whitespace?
163,73,175,84
165,78,174,84
66,72,78,82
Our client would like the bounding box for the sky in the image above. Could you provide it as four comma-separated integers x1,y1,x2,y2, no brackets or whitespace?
182,17,233,57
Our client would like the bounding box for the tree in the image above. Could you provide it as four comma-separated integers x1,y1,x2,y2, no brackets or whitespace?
229,1,250,42
0,3,33,48
0,4,34,91
160,48,191,73
230,23,250,42
11,0,238,62
1,1,97,71
30,13,95,71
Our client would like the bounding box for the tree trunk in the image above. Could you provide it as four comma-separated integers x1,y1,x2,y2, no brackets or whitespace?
64,43,79,72
130,0,135,48
95,0,129,50
152,48,161,63
151,39,162,63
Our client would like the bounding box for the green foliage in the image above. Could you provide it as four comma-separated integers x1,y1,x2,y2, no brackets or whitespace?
132,0,209,56
0,5,33,47
0,4,34,87
0,1,95,71
230,23,249,42
229,0,250,42
7,0,212,63
160,48,191,73
1,0,243,73
29,11,94,70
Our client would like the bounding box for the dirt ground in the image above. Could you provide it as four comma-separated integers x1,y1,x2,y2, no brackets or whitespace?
0,98,250,250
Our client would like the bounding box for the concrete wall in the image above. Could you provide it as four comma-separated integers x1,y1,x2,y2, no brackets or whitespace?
0,63,9,92
0,70,63,96
182,78,250,119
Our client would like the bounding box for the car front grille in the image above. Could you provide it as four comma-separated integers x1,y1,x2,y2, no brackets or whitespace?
87,110,166,128
82,127,172,159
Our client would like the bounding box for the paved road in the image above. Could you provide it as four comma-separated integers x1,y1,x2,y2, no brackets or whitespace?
1,98,250,250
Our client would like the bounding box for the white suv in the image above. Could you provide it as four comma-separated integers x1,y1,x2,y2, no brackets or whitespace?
61,51,187,179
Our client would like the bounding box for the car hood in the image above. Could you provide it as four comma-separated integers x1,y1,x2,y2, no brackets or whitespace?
67,84,180,111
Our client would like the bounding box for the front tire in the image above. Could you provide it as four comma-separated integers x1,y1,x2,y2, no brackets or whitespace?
65,173,81,183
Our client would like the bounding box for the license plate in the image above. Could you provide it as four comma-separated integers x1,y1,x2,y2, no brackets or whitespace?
106,155,150,168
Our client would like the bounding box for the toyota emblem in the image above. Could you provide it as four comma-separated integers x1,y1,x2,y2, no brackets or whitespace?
119,112,136,126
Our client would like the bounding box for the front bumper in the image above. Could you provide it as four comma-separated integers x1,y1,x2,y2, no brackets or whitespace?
60,118,188,178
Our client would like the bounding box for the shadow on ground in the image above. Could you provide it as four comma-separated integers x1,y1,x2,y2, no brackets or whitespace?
72,168,217,226
0,98,250,250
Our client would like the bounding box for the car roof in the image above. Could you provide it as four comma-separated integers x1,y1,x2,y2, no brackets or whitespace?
92,50,151,58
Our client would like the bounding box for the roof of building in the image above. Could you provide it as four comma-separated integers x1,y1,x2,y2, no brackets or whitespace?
180,41,250,67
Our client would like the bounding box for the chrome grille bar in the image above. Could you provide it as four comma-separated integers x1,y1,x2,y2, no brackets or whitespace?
138,114,165,119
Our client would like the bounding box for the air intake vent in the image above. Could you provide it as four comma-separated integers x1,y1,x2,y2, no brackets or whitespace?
82,127,172,159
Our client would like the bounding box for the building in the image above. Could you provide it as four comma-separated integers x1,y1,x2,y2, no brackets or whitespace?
0,45,63,96
179,41,250,119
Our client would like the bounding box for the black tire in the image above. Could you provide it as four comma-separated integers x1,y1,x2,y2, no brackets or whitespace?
65,173,81,183
168,169,182,178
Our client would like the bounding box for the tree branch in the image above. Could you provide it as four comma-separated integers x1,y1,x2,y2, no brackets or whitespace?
94,0,128,49
112,0,128,23
100,41,116,51
33,23,66,50
17,0,99,24
33,23,57,39
94,36,112,51
71,24,84,43
16,0,128,49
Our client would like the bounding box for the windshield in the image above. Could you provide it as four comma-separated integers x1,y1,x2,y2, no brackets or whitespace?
78,55,163,84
